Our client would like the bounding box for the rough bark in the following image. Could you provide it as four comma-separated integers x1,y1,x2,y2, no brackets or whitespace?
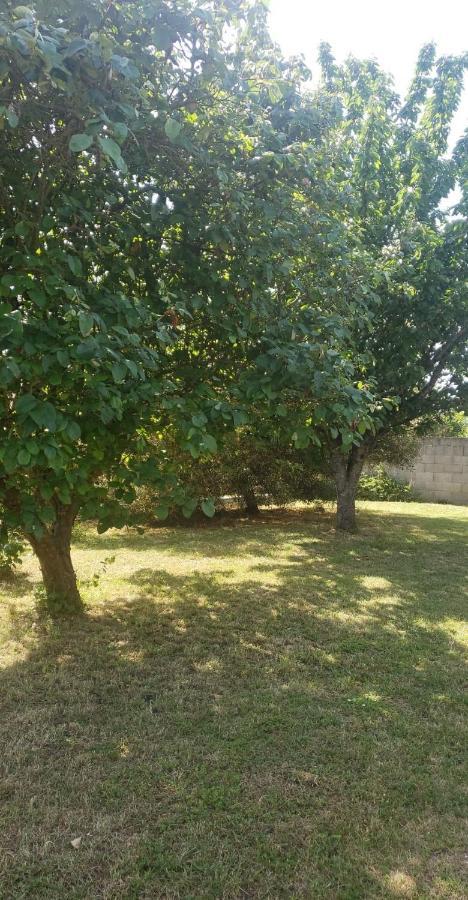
242,488,260,515
0,563,14,582
27,502,83,615
331,445,367,532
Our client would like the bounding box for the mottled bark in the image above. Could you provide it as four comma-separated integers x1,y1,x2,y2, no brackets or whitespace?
331,445,367,532
27,502,83,615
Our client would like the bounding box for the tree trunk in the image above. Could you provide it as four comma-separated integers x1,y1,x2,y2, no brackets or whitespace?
242,488,260,515
331,446,367,533
0,563,14,582
27,502,83,615
335,481,359,531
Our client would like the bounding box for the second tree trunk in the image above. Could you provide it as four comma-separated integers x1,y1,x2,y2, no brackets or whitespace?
242,488,260,515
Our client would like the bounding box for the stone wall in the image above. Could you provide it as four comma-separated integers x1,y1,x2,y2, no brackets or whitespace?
386,437,468,505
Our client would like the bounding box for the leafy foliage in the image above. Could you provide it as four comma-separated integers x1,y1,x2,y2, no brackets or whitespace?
0,1,380,606
307,45,468,526
428,411,468,437
319,44,468,432
358,466,417,502
130,426,312,520
2,2,465,601
0,524,24,579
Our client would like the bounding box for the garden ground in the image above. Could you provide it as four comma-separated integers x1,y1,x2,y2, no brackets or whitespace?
0,502,467,899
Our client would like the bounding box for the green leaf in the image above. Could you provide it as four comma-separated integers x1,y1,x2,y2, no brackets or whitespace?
38,506,56,524
67,254,83,277
97,136,127,172
57,350,69,366
164,118,182,141
182,498,197,518
17,449,31,466
153,25,175,51
111,363,127,383
201,498,216,518
63,38,88,58
292,427,311,449
15,393,37,416
233,409,248,426
112,122,128,142
6,358,20,378
78,312,93,337
6,108,19,128
192,413,208,427
43,444,57,461
66,421,81,441
202,433,218,453
28,286,47,308
40,483,54,501
14,222,29,239
69,133,93,152
125,359,139,378
25,439,39,455
268,82,285,105
31,402,57,432
155,505,169,520
12,6,34,19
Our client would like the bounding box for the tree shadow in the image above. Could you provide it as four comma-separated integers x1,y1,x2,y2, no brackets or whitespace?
0,569,36,599
0,506,467,898
72,503,468,558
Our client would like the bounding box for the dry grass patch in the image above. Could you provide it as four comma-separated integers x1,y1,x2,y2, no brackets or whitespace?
0,502,467,898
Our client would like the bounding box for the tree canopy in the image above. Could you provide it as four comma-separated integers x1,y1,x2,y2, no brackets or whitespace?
0,0,374,611
307,44,468,529
1,2,466,611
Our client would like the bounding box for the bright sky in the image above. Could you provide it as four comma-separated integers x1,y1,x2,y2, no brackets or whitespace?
269,0,468,142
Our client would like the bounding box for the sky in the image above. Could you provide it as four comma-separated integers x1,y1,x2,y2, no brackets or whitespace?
269,0,468,143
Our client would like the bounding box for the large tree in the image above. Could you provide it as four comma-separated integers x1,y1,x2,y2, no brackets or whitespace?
0,0,281,612
0,1,375,611
309,44,468,530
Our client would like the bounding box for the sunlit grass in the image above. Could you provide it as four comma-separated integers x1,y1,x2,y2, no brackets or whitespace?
0,502,467,898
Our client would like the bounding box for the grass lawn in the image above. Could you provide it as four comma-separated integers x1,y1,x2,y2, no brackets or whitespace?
0,501,467,899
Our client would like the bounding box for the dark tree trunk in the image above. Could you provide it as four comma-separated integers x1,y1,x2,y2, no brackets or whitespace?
331,445,367,532
27,502,83,615
0,563,14,582
335,481,359,531
243,488,260,515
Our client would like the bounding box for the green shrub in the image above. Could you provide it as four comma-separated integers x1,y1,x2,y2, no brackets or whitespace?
429,411,468,437
0,531,25,580
357,465,417,501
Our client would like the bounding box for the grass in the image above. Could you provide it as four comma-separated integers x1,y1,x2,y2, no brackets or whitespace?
0,501,467,899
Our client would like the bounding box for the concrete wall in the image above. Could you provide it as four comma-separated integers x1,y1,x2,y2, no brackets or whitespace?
386,437,468,505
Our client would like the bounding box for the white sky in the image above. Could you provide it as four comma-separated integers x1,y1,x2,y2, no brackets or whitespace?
269,0,468,143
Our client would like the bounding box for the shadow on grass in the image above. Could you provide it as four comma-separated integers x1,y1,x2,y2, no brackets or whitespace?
0,505,467,898
72,503,468,558
0,569,37,599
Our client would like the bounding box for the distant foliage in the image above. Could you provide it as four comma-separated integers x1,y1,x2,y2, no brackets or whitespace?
358,466,417,502
429,412,468,438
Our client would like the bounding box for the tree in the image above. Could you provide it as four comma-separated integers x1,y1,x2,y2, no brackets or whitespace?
311,45,468,530
0,0,280,612
1,1,376,611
